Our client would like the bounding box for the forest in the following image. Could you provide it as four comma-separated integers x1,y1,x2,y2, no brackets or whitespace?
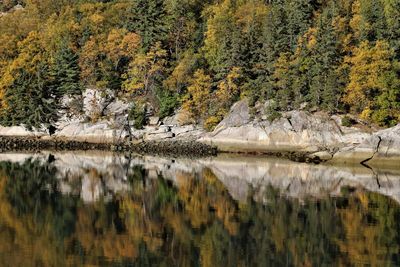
0,0,399,130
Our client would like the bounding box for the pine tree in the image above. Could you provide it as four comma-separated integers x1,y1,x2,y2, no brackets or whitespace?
254,0,316,103
125,0,169,51
49,43,81,97
308,4,341,111
1,65,58,129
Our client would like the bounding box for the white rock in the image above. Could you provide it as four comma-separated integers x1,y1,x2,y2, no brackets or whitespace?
149,116,160,126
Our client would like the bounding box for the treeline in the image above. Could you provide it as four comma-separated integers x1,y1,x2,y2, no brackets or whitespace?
0,0,399,129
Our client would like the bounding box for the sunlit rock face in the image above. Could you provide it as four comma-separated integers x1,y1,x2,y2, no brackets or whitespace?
0,151,399,204
200,100,400,165
200,99,371,153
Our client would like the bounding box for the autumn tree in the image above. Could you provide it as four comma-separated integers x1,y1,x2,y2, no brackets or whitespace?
0,31,58,129
122,42,167,106
182,69,212,123
343,40,400,125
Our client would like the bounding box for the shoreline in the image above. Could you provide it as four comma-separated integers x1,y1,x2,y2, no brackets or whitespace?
0,136,218,158
1,135,399,169
0,135,332,163
0,135,317,163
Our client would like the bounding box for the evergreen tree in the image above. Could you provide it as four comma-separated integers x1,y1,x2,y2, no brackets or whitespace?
0,65,58,129
308,4,342,111
49,43,81,97
125,0,170,51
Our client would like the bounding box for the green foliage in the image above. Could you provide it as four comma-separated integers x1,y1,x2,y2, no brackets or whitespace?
125,0,169,51
157,91,179,119
49,42,82,96
129,104,147,129
341,116,356,127
0,66,58,129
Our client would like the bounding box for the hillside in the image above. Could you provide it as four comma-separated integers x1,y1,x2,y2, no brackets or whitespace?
0,0,399,131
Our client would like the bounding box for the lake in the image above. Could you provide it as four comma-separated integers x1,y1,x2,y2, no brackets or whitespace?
0,151,399,266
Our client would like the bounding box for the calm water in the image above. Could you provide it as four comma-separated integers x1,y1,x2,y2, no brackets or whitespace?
0,152,400,266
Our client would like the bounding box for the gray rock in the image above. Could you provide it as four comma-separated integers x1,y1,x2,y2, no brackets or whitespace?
214,99,250,131
201,100,370,153
163,108,194,126
0,125,48,137
333,124,400,167
308,151,333,161
54,121,129,143
145,132,174,141
171,125,195,136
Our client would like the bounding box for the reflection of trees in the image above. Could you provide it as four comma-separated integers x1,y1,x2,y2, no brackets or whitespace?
0,159,400,266
336,191,400,266
0,159,74,266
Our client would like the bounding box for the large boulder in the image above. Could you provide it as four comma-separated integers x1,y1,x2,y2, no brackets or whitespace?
163,108,194,126
54,121,130,143
0,125,48,137
332,124,400,167
200,100,370,153
214,100,250,131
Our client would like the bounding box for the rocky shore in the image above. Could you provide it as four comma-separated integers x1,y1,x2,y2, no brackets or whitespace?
0,136,217,157
0,89,399,167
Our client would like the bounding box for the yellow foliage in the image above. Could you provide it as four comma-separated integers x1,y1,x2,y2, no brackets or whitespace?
298,27,318,50
234,1,269,34
0,30,47,107
216,67,241,106
122,42,167,97
104,28,140,66
343,40,393,114
182,69,212,122
164,50,197,92
79,36,101,85
204,116,221,131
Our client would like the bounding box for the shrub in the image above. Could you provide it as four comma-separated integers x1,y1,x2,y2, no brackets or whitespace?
204,116,221,132
158,93,179,119
129,105,146,129
341,116,355,127
266,101,281,122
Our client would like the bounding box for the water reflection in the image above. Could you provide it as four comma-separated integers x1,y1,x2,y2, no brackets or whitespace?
0,152,399,266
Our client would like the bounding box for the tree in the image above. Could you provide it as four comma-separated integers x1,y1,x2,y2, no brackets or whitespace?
48,42,81,96
182,69,212,122
122,42,167,104
216,67,242,112
164,49,199,93
343,40,400,125
0,31,58,129
79,29,140,90
125,0,169,51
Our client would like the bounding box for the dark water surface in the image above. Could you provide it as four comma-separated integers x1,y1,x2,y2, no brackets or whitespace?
0,151,400,266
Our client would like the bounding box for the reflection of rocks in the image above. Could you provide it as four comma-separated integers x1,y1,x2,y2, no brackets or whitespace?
54,152,131,202
81,170,104,203
200,155,400,203
1,152,400,204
